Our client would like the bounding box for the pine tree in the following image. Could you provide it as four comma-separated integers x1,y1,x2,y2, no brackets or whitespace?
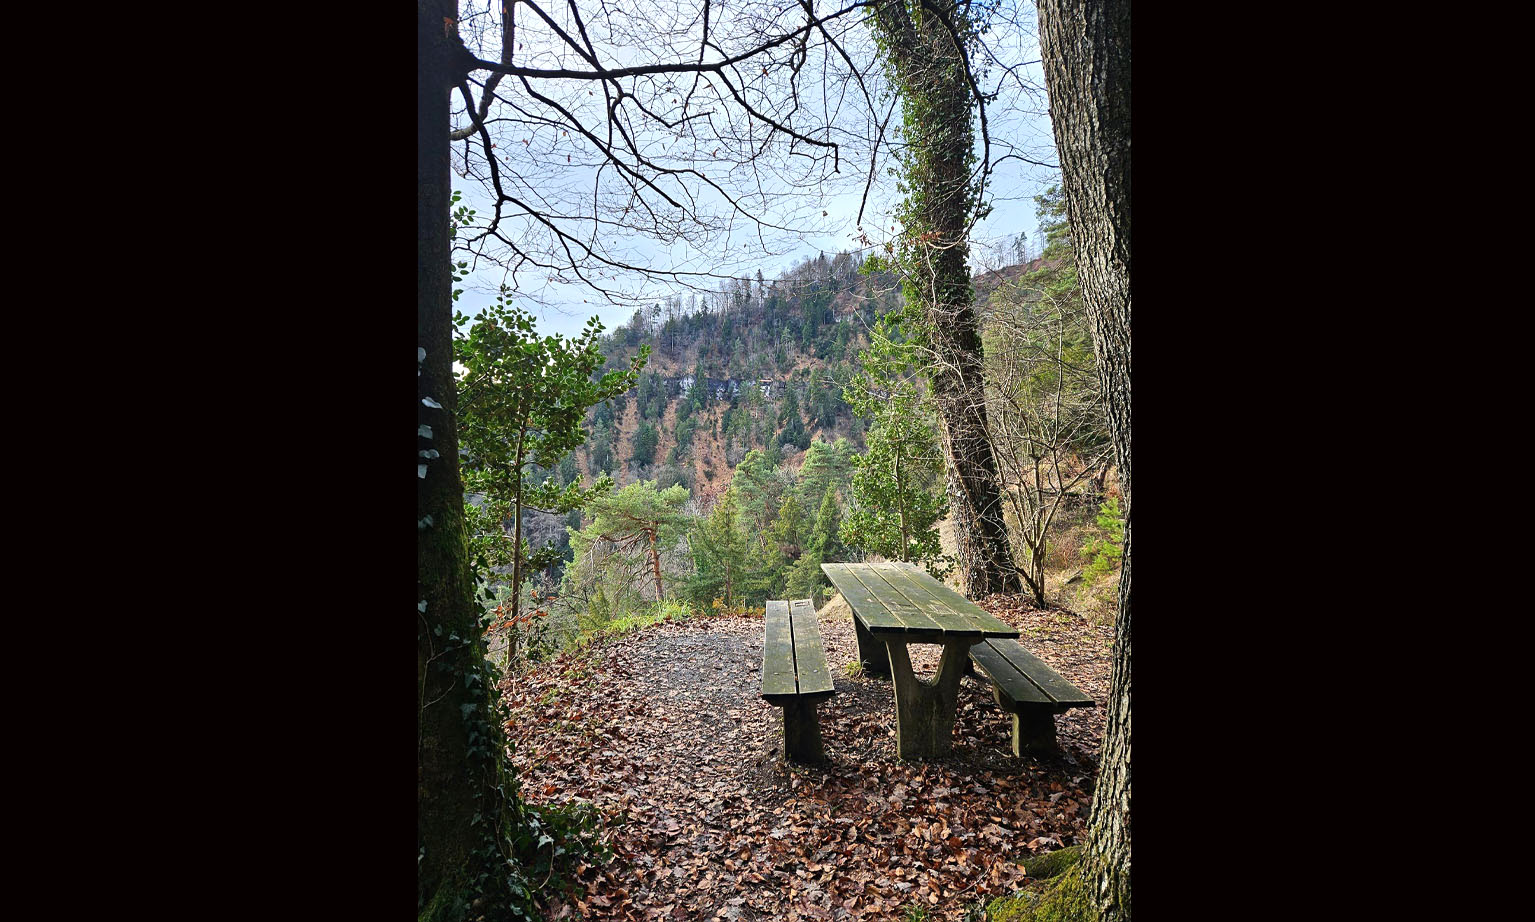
580,480,691,601
684,486,751,609
788,486,845,605
777,388,810,451
731,448,784,541
631,422,659,468
798,438,856,507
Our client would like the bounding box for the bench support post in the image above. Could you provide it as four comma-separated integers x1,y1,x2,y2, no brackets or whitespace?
1011,708,1059,756
782,699,826,763
887,640,973,760
992,687,1059,755
854,617,891,678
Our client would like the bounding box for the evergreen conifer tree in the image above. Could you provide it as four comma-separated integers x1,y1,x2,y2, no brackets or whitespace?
684,486,750,609
788,486,844,605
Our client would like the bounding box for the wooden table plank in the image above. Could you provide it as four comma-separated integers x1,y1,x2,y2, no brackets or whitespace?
821,563,909,633
863,562,953,626
761,600,799,699
872,562,1018,637
843,564,946,635
789,599,835,696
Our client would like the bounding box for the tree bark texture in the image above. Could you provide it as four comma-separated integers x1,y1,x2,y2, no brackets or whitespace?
646,528,664,601
872,0,1020,599
1037,0,1131,508
1038,0,1131,918
418,1,506,913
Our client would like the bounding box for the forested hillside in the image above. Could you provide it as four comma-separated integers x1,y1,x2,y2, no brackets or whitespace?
573,248,1059,501
576,250,898,499
475,188,1121,668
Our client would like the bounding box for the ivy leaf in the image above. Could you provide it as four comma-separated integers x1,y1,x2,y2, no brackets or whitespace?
418,600,428,613
418,464,428,479
422,397,443,409
418,424,433,439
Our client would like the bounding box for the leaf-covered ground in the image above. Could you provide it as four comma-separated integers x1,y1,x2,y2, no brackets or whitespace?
501,594,1114,921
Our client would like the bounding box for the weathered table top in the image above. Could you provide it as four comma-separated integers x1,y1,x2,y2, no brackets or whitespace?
821,562,1019,640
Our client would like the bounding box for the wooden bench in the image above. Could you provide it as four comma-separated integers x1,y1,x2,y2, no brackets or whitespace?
968,638,1095,756
760,599,836,762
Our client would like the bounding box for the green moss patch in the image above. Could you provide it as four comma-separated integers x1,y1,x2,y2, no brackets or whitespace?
984,847,1093,922
1023,845,1081,881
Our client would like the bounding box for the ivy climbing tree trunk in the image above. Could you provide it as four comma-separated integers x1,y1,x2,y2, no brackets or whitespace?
1038,0,1131,918
506,431,527,668
418,1,515,915
870,0,1020,599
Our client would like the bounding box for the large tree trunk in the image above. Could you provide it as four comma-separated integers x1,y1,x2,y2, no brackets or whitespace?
932,316,1021,598
418,2,509,915
1038,0,1132,918
872,0,1020,598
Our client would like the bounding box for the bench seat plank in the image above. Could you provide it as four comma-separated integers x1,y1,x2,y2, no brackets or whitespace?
789,599,835,697
971,638,1096,709
762,598,836,761
968,638,1094,757
761,600,799,699
970,640,1054,707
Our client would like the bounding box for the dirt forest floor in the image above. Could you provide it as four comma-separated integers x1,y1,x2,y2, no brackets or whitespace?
500,593,1114,921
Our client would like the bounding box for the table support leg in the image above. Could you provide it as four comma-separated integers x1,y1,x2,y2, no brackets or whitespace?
782,699,826,763
886,640,972,760
855,618,891,678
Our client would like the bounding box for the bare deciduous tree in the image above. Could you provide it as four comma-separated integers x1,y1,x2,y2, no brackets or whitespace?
984,270,1107,605
447,0,897,307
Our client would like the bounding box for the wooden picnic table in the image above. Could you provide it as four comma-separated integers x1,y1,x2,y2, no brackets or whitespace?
821,561,1019,760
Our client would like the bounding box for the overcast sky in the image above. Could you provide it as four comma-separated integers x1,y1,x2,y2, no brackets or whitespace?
446,1,1058,341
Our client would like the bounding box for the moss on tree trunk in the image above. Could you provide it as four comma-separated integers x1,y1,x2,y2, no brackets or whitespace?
869,0,1020,598
985,845,1096,922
